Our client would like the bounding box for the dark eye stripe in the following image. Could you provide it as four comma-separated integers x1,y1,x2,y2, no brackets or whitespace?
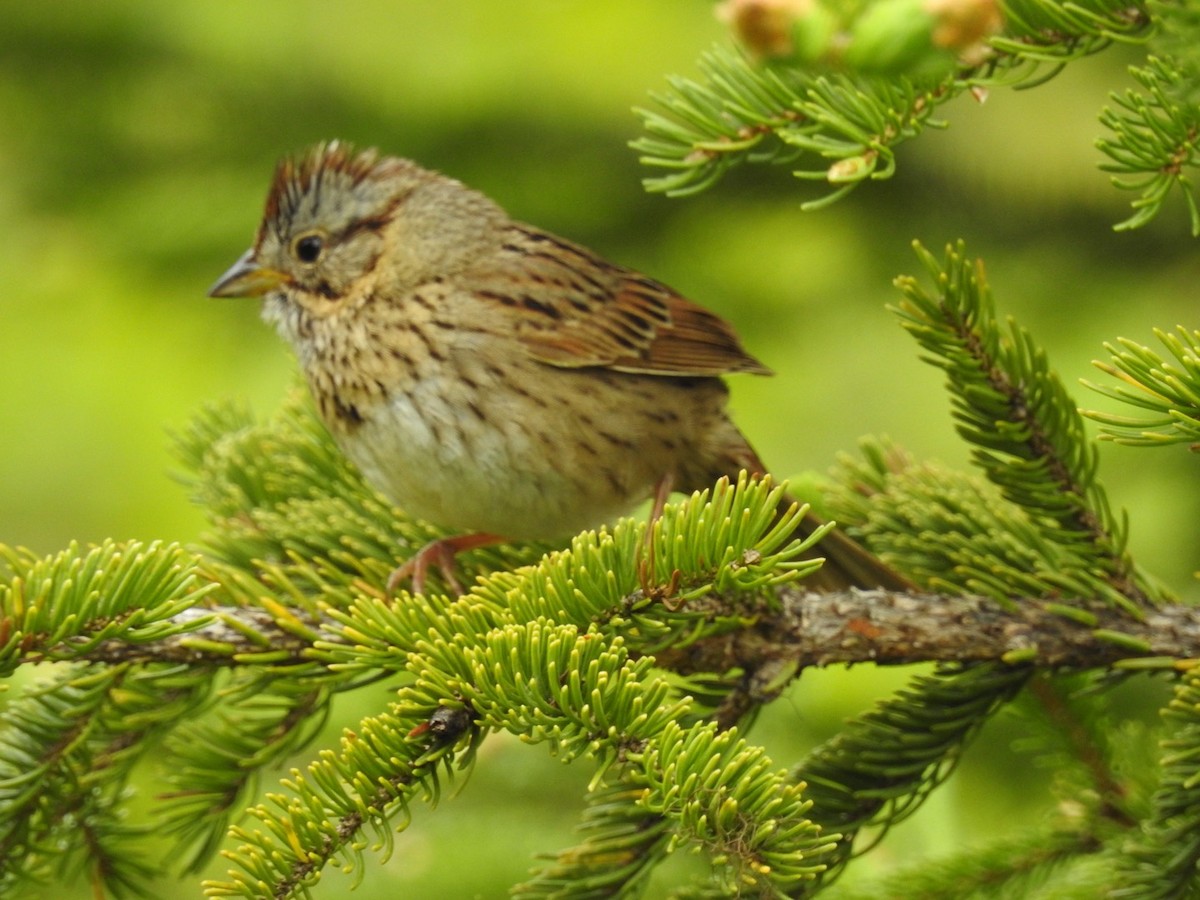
340,215,388,239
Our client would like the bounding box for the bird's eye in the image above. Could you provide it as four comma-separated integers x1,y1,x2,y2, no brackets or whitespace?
292,233,325,264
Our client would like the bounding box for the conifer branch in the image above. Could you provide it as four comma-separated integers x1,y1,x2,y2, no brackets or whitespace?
3,233,1196,894
659,587,1198,675
636,0,1154,199
1082,324,1200,449
1112,667,1200,897
512,778,670,898
828,824,1102,898
25,585,1200,680
636,1,1200,232
3,3,1199,896
890,241,1161,610
0,662,211,895
797,662,1030,883
1024,675,1138,829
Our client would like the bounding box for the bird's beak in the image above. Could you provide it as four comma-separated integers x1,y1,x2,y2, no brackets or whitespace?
208,249,288,298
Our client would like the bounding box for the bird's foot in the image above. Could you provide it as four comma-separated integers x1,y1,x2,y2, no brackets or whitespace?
388,532,504,596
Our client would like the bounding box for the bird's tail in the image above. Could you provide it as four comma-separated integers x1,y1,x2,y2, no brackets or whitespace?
694,430,911,592
786,504,911,592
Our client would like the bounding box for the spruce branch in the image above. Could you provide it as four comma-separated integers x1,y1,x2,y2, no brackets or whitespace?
18,585,1200,675
0,663,211,897
512,778,671,898
1020,674,1140,829
1111,667,1200,898
1097,0,1200,235
825,824,1101,899
660,587,1200,673
634,1,1153,205
2,5,1198,898
206,698,471,900
206,617,831,898
634,1,1200,232
0,540,218,673
891,241,1161,610
194,476,838,898
1082,324,1200,449
793,662,1030,885
157,681,339,873
633,45,953,206
753,236,1180,887
3,237,1194,895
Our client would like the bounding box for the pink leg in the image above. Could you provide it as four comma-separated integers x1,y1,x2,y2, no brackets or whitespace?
388,533,505,596
649,471,674,524
639,473,675,594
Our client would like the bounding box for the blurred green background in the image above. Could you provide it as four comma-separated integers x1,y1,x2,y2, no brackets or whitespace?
2,1,1197,897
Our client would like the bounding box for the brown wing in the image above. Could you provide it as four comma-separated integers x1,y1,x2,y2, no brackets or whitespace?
496,225,772,377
